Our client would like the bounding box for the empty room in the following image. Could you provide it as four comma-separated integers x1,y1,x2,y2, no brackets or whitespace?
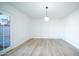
0,2,79,56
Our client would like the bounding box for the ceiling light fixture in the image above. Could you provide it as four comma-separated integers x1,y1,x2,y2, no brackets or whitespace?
44,6,49,22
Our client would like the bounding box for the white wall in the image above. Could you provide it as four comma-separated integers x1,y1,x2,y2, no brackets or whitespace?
0,3,30,54
30,18,65,39
63,8,79,49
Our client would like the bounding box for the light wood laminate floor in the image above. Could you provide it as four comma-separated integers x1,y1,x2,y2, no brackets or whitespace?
4,39,79,56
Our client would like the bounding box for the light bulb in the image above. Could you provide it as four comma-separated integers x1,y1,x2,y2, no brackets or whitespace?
44,17,49,22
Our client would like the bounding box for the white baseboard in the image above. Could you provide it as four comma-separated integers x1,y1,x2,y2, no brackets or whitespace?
30,37,62,40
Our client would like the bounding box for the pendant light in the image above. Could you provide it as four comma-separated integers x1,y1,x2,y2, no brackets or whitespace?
44,6,49,22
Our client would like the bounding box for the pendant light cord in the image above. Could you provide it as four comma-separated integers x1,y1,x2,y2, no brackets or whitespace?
45,6,48,17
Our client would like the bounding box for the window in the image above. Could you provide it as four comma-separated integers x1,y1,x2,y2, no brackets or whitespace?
0,13,10,51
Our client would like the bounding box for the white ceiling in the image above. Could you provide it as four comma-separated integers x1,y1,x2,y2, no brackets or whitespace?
9,2,79,19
